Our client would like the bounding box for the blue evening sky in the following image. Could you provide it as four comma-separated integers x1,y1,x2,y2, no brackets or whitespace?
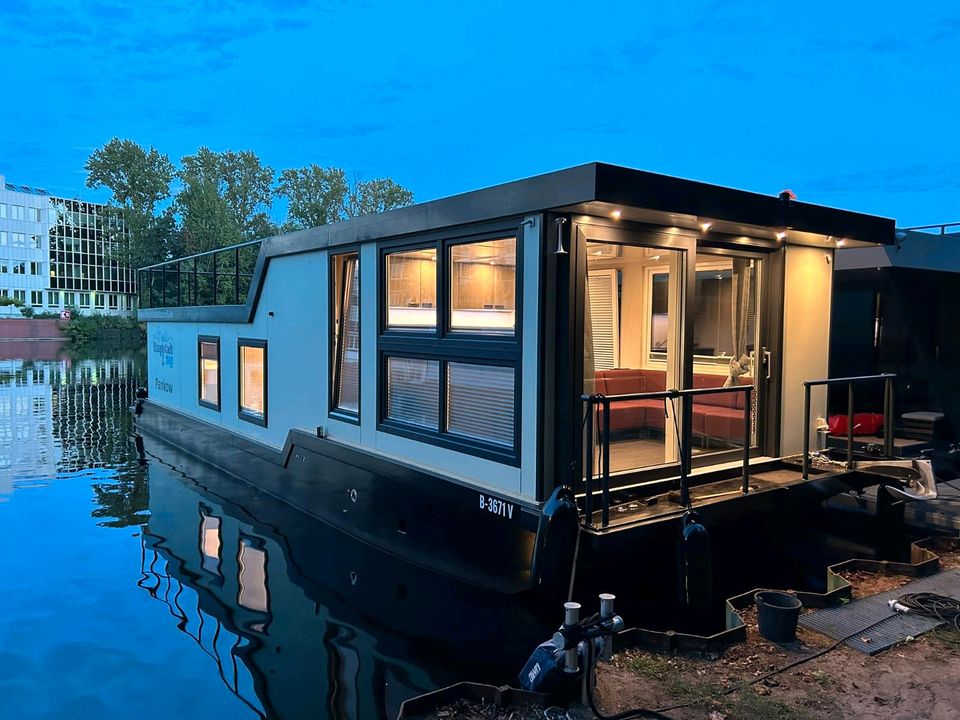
0,0,956,226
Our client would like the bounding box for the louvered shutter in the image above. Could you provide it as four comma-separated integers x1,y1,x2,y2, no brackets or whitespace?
588,270,619,370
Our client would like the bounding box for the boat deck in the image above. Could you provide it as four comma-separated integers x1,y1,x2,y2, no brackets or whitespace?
587,466,817,530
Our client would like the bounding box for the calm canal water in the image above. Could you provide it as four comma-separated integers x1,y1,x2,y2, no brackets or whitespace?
0,347,553,719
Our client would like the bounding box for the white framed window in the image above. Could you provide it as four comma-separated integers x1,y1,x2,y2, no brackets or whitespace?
30,291,42,307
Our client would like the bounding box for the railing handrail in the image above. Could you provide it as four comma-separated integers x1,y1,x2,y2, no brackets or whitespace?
901,222,960,235
581,383,754,528
138,238,263,272
802,373,896,479
580,383,753,404
802,373,896,387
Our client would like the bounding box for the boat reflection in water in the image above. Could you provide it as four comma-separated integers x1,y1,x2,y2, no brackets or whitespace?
135,434,554,720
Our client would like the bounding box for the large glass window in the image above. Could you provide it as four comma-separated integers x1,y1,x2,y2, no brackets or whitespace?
385,247,437,328
386,356,439,429
331,253,360,415
199,508,222,576
198,337,220,410
239,340,267,425
449,237,516,333
446,362,515,446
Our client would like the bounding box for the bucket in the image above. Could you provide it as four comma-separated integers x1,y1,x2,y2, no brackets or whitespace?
754,591,802,643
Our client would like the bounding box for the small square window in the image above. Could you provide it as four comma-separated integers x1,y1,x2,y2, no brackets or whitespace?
385,356,439,429
449,237,517,334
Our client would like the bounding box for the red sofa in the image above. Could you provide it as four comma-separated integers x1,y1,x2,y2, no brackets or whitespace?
591,368,752,443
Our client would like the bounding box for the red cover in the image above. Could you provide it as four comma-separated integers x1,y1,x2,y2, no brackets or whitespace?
828,413,884,436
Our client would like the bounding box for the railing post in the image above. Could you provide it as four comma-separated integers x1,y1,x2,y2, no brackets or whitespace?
584,398,594,527
176,261,182,307
193,257,198,306
679,393,691,507
235,247,240,304
802,382,811,480
601,398,611,529
212,252,218,305
883,376,894,458
847,382,855,470
742,387,751,494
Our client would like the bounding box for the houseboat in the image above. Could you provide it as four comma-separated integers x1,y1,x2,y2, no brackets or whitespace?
135,162,934,599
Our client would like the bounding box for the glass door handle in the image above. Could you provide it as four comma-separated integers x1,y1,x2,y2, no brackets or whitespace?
763,349,772,380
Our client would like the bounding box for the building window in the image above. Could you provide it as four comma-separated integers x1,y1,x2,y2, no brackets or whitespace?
446,362,515,447
12,233,25,248
48,291,59,307
198,337,220,411
12,262,24,274
29,262,41,275
377,225,523,462
13,290,25,303
449,237,517,334
29,235,40,249
108,294,118,309
0,231,6,245
239,339,267,425
0,261,6,274
30,291,42,307
94,293,105,309
64,292,76,307
331,252,360,416
385,356,440,429
30,208,42,223
0,205,5,218
79,293,90,308
385,247,437,328
11,205,25,220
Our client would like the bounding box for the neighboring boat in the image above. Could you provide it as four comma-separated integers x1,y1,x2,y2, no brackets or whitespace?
134,162,927,597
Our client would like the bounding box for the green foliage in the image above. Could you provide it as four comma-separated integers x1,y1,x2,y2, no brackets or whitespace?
63,313,145,346
19,306,34,317
85,138,175,214
277,164,414,229
83,141,414,271
0,295,25,307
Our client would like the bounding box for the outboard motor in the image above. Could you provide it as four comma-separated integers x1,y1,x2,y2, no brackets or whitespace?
678,511,713,612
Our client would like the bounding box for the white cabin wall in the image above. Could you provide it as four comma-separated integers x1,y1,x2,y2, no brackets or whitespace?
147,219,544,502
780,245,834,455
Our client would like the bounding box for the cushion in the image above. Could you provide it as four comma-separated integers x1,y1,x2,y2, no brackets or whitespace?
702,406,748,443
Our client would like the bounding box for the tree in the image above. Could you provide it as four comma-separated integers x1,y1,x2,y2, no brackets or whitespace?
85,138,174,215
178,147,275,243
277,164,413,229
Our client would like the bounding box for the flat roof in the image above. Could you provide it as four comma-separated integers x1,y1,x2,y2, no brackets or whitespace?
140,162,896,322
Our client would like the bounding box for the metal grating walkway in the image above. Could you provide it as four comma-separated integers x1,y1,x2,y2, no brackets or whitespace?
799,569,960,655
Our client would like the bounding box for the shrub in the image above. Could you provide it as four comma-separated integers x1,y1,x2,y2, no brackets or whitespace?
62,313,145,346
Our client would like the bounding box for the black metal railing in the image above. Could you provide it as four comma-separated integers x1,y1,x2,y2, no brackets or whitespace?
801,373,896,479
901,222,960,236
581,384,754,529
138,239,262,309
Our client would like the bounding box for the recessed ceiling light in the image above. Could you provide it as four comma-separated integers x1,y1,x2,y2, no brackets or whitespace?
611,210,622,220
776,231,787,240
700,222,712,232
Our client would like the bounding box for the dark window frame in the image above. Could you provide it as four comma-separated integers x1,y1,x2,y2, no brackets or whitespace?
238,337,268,427
377,219,525,465
198,335,221,411
329,248,361,424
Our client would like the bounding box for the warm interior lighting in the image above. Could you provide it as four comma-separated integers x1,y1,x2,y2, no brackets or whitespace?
775,231,787,240
611,210,622,220
651,255,661,261
700,222,712,232
837,239,847,247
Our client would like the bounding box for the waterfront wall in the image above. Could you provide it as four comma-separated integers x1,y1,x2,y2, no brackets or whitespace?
0,318,65,340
